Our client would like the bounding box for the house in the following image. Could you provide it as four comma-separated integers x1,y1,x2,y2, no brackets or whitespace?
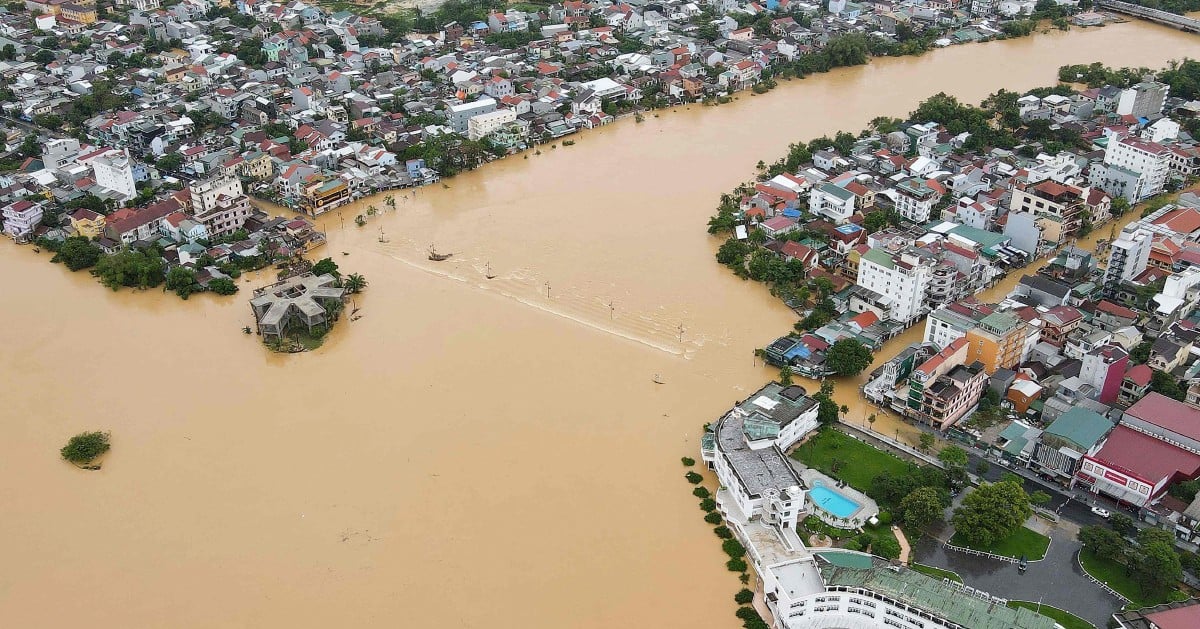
68,208,105,239
2,199,44,241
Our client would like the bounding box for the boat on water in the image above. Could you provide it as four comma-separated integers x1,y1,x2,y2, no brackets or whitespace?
428,245,452,262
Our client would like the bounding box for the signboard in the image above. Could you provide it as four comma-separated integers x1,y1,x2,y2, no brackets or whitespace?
1103,469,1128,486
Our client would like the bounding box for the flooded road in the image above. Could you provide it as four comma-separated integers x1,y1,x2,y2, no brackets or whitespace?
2,20,1197,628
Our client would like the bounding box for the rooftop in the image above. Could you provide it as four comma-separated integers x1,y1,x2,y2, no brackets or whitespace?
1043,407,1114,451
817,560,1056,629
1125,392,1200,443
1090,425,1200,485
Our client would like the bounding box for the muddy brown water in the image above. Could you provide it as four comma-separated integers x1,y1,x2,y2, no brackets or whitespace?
2,21,1197,628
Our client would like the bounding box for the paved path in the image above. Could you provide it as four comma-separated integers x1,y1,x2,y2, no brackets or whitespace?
914,527,1123,628
892,526,911,564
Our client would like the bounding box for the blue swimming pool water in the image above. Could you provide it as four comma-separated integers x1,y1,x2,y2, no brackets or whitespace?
809,481,861,519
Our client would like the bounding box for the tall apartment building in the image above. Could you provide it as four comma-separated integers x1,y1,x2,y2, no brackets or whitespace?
189,174,251,237
964,310,1026,374
1095,136,1171,202
1115,80,1168,118
1009,179,1085,244
854,247,933,325
88,149,137,202
892,177,943,223
1102,226,1152,297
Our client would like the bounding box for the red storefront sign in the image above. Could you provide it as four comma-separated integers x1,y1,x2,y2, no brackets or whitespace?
1102,469,1128,486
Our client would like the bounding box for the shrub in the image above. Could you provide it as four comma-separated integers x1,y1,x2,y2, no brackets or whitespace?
876,510,893,526
61,431,110,464
704,512,723,524
726,558,748,572
208,277,238,295
734,589,754,605
722,538,746,559
843,539,863,551
714,525,733,539
681,456,696,466
735,606,759,621
699,498,717,512
693,487,711,499
685,471,703,484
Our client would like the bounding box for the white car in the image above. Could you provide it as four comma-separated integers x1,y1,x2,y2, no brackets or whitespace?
1091,506,1111,519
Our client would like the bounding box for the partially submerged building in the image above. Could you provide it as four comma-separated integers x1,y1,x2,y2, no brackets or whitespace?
249,273,346,342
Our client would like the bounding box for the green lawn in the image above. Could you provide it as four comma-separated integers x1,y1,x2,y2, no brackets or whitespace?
949,526,1050,560
910,563,962,583
1078,549,1187,609
1006,601,1093,629
790,428,915,492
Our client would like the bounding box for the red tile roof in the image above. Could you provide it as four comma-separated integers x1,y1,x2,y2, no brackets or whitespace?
1124,364,1152,387
1125,392,1200,442
1089,425,1200,485
1144,604,1200,629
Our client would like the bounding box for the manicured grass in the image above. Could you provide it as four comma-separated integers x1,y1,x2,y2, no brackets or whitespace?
1006,601,1094,629
910,563,962,583
949,526,1050,560
790,428,915,492
1078,549,1187,609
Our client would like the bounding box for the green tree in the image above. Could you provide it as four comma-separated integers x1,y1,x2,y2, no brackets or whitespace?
1030,491,1051,507
825,338,873,376
92,249,165,290
311,257,340,278
344,273,368,294
51,236,102,271
1079,525,1125,558
1132,540,1183,597
919,433,935,452
156,153,183,172
938,445,969,488
871,533,902,559
1110,512,1137,537
165,266,200,299
734,588,754,605
61,431,110,464
685,471,703,484
900,486,946,531
208,277,238,295
1150,370,1186,401
951,481,1032,548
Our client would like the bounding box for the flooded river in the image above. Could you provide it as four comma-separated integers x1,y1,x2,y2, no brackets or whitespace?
2,20,1197,629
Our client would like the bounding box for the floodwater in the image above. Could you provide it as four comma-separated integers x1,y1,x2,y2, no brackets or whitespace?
2,21,1197,629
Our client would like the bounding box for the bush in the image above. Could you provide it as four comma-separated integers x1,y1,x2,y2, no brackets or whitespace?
693,487,711,499
208,277,238,295
681,456,695,466
726,557,748,572
714,525,733,539
723,538,747,559
51,236,102,271
734,589,754,605
704,512,723,524
872,534,902,560
700,498,717,512
876,510,893,526
61,431,110,464
843,539,863,551
685,471,703,484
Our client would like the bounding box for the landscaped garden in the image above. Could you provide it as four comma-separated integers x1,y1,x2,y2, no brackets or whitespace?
790,428,915,492
910,563,962,583
1006,601,1093,629
1078,548,1188,609
950,525,1050,560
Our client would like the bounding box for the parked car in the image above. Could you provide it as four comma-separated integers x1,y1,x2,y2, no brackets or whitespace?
1018,555,1028,573
1091,506,1111,519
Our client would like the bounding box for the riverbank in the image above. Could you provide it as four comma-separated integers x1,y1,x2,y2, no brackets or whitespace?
3,19,1198,629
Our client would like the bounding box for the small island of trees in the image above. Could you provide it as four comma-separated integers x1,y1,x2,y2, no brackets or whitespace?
61,431,110,469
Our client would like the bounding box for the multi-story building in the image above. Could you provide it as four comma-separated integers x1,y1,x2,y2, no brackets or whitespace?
912,360,986,430
1115,80,1168,118
1096,136,1171,202
923,303,979,350
853,247,933,325
701,382,818,530
300,176,350,216
892,177,943,223
1078,344,1129,405
808,182,856,224
963,310,1026,374
1030,407,1115,486
1009,179,1085,242
446,97,497,134
190,174,251,237
68,208,105,239
1103,226,1152,297
85,149,137,202
2,199,44,241
466,108,517,141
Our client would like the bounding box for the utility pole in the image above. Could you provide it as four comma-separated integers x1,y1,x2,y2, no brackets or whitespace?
545,281,551,298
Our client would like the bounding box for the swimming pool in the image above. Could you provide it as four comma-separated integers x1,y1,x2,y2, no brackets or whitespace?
809,481,861,519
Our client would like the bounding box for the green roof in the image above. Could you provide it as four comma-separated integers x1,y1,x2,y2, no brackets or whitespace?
862,247,896,270
814,550,873,569
819,182,855,201
1044,407,1114,450
999,422,1031,456
818,562,1056,629
949,224,1008,250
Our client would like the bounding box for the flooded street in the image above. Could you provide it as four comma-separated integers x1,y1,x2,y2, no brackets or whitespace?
2,21,1197,628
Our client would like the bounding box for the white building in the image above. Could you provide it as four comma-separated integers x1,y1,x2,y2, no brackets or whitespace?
189,174,251,237
923,304,976,350
1115,80,1168,118
809,182,856,224
854,247,933,325
41,137,82,171
446,97,498,134
1102,226,1152,297
1101,136,1171,201
892,177,943,223
2,199,44,241
86,149,137,202
467,108,517,141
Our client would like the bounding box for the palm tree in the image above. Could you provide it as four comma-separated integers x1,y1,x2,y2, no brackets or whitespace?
839,405,849,422
344,273,368,294
867,413,877,431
